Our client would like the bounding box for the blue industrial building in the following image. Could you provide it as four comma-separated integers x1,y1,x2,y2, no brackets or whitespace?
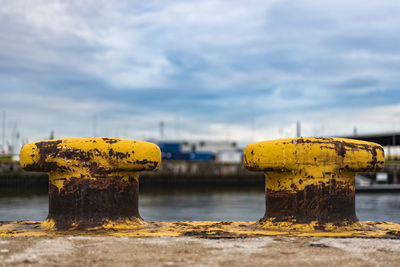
157,142,215,161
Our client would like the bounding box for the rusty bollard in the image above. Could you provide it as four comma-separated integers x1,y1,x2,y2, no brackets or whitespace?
20,137,161,230
243,137,384,230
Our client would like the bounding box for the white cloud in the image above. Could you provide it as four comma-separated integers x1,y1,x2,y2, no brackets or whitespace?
1,0,399,90
1,0,400,145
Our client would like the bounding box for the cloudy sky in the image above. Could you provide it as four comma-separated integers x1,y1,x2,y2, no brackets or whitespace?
1,0,400,147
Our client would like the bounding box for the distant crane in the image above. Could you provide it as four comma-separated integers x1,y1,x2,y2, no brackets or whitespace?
296,121,301,137
159,121,164,139
93,114,97,137
1,111,5,154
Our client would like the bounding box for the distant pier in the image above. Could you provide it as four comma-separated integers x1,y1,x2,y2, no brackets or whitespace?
2,160,400,189
0,160,263,187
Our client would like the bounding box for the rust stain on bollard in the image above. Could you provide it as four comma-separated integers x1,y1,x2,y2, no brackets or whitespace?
19,137,161,230
243,137,385,230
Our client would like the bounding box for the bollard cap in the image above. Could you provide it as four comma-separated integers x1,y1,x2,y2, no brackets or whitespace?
20,137,161,173
243,137,384,172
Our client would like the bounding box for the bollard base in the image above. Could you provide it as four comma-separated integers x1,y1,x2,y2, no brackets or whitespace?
1,221,399,238
41,217,146,230
256,219,363,232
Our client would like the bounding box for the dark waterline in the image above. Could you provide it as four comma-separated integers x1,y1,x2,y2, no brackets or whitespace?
0,187,400,222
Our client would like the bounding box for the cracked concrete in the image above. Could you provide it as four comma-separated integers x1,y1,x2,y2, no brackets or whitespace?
0,236,399,266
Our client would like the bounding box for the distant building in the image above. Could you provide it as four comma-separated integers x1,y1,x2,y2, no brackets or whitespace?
154,140,242,162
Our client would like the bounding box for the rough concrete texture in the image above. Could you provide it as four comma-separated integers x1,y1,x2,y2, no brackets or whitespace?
0,236,399,266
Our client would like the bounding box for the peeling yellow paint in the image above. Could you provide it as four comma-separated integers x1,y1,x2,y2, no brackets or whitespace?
19,137,160,191
243,137,385,228
93,217,147,230
256,219,363,232
244,137,384,174
41,218,56,229
1,221,399,238
19,137,161,230
243,137,384,192
20,138,161,169
243,137,384,194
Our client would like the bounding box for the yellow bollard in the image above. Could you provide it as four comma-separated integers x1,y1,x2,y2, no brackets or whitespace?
19,137,161,230
243,137,384,230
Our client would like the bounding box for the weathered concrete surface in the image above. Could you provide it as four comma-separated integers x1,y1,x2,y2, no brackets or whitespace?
0,236,400,266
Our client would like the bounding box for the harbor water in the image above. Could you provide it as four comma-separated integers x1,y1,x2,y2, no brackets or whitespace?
1,186,400,223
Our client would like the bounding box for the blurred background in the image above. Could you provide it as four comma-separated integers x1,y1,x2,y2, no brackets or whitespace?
0,0,400,222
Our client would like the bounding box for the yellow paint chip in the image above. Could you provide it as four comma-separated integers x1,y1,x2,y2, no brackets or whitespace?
0,221,399,238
